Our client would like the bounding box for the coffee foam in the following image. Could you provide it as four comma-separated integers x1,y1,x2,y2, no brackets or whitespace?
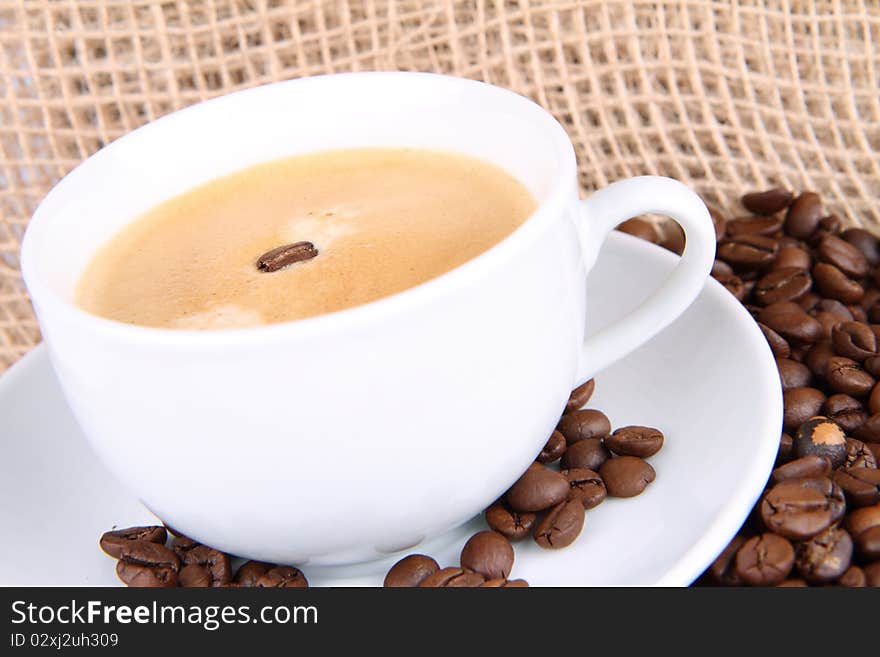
170,304,266,329
76,148,536,329
282,207,357,251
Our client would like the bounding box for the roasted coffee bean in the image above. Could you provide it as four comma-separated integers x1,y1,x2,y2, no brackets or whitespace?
782,387,825,432
460,531,514,579
718,235,778,269
716,273,746,301
479,578,529,587
384,555,439,587
862,287,880,311
867,442,880,462
754,267,811,305
114,541,181,588
842,228,880,266
791,346,807,365
117,540,179,571
777,358,812,390
556,409,611,444
838,565,867,587
844,438,878,470
537,430,566,464
617,218,658,242
785,192,824,239
794,416,847,468
759,323,790,357
561,468,607,509
742,188,793,215
99,526,167,559
734,533,794,586
865,356,880,378
604,426,664,458
854,414,880,442
419,567,485,587
795,527,853,583
777,235,803,249
864,562,880,586
599,456,656,498
485,502,536,540
564,379,595,414
179,564,212,588
773,246,811,271
815,312,843,340
116,561,178,588
770,455,831,485
256,241,318,272
869,383,880,415
759,302,822,343
170,535,199,560
806,341,836,377
560,438,610,471
817,235,869,279
777,433,794,465
708,534,748,585
798,292,822,313
850,305,869,323
760,477,845,540
178,545,231,587
818,214,842,236
709,206,727,242
863,301,880,325
845,504,880,560
660,222,685,255
816,298,853,320
832,322,878,361
813,263,864,304
712,259,734,278
832,468,880,507
505,462,570,512
234,561,272,587
256,566,308,588
727,215,783,237
533,499,585,549
826,356,875,396
823,394,867,433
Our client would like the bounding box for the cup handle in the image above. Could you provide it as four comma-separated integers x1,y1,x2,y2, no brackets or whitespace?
575,176,716,384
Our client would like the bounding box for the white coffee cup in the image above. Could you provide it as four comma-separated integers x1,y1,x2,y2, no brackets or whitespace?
21,72,715,565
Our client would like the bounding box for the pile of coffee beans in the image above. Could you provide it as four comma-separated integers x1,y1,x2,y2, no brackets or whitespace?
383,381,664,586
624,187,880,586
384,533,526,588
99,378,663,587
99,525,307,588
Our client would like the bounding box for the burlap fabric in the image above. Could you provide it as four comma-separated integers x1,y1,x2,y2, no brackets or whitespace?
1,1,878,370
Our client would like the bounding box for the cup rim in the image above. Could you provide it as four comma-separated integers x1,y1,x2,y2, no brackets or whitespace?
21,71,577,346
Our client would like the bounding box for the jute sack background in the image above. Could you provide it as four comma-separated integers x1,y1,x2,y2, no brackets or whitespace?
1,1,878,371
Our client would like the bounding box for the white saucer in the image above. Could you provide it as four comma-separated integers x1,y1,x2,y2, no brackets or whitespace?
0,232,781,586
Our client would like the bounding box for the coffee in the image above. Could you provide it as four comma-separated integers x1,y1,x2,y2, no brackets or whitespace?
76,148,536,329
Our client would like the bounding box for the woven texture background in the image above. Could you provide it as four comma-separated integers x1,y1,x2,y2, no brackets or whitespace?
1,0,879,370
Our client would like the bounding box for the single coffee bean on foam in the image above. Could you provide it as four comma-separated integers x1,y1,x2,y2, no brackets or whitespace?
76,148,537,329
